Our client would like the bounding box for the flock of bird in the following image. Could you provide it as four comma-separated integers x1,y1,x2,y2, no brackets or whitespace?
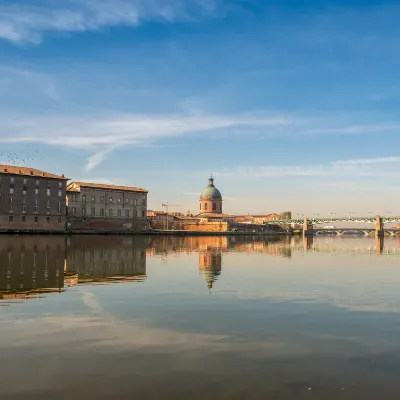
0,147,44,167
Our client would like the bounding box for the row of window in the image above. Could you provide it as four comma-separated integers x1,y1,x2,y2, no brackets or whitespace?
72,194,146,206
7,198,62,214
8,188,63,196
200,203,219,211
8,216,63,223
70,208,146,218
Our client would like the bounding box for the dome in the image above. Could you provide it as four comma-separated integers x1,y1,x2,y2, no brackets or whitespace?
200,176,222,200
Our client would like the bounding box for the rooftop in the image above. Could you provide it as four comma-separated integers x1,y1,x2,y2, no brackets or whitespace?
67,181,148,193
0,164,68,180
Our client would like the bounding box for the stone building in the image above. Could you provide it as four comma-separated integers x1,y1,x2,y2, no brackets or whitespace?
66,181,148,232
199,175,223,214
0,164,68,232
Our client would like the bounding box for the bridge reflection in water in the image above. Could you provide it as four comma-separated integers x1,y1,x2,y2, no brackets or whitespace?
0,234,398,302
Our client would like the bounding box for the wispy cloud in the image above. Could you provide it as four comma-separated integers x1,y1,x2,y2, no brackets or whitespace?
85,147,116,171
0,110,398,171
0,0,220,44
332,156,400,166
216,156,400,179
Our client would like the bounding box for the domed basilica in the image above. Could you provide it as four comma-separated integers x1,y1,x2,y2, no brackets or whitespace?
199,175,223,214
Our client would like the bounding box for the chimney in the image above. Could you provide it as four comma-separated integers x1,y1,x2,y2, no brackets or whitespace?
62,174,64,178
4,168,7,172
42,172,45,176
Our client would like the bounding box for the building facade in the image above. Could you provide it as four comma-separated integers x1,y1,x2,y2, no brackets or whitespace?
0,165,68,232
66,181,148,232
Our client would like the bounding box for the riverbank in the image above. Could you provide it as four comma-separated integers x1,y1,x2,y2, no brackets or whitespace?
0,229,290,236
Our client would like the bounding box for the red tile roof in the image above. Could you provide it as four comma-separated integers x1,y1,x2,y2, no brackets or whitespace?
0,164,68,180
67,181,148,193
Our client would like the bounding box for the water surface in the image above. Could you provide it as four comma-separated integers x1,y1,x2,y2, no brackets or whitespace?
1,234,400,399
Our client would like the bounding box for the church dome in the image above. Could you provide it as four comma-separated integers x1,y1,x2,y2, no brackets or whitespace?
200,176,222,200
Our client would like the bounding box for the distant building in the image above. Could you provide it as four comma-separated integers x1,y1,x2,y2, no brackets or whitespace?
0,164,68,232
66,181,148,232
235,214,280,224
199,175,223,214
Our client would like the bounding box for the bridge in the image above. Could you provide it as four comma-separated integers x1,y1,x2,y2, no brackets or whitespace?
267,216,400,237
270,236,395,256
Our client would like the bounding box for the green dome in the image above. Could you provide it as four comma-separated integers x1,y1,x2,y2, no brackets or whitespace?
200,176,222,200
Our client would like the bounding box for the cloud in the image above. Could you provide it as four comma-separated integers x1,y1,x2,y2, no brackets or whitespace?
332,156,400,166
0,111,292,169
303,124,399,136
0,0,221,44
216,156,400,179
85,147,116,171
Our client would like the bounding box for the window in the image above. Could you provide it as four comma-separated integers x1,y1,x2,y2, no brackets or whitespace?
100,208,105,216
72,194,77,202
58,201,61,214
34,216,38,223
58,182,62,188
108,209,113,217
125,198,129,204
91,208,96,216
81,208,86,216
22,204,26,213
142,198,146,205
46,199,51,213
213,203,216,211
117,198,121,204
109,197,113,204
34,199,39,213
72,207,76,215
131,199,134,205
117,209,122,217
23,178,27,185
100,196,104,203
82,195,86,203
36,180,39,186
134,199,138,206
204,203,208,210
23,185,27,194
9,216,13,222
91,196,95,203
57,216,62,223
10,177,14,184
46,217,50,223
142,210,146,218
58,190,62,197
47,188,51,196
9,187,14,194
22,216,26,222
9,196,13,213
125,210,129,218
35,188,39,195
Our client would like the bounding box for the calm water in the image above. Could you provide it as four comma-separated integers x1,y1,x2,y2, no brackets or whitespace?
2,234,400,399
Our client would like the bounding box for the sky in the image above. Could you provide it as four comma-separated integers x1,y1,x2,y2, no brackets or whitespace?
1,0,400,216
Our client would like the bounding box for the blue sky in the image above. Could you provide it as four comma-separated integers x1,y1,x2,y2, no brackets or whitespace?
1,0,400,216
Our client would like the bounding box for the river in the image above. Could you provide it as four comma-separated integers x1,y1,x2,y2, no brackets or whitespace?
1,234,400,399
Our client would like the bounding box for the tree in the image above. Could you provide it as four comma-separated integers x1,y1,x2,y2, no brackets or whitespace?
279,211,292,220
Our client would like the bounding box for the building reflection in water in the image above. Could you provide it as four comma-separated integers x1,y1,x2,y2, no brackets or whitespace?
0,236,65,300
146,235,289,291
65,236,147,285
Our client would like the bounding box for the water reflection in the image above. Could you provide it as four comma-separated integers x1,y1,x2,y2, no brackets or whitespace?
65,236,147,285
0,236,65,300
0,234,399,303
